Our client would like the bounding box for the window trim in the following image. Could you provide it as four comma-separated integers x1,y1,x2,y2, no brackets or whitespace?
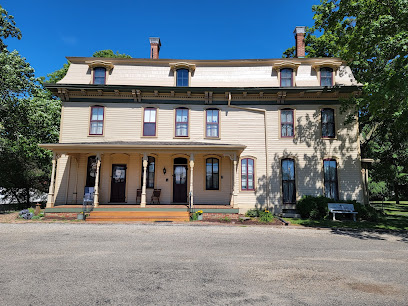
280,68,294,87
89,106,104,136
280,108,295,138
142,107,157,137
92,67,107,85
205,108,220,139
240,157,255,191
174,107,190,138
281,158,297,204
170,62,196,87
321,108,336,139
320,67,334,87
205,157,220,190
176,68,190,87
323,158,339,200
141,156,156,189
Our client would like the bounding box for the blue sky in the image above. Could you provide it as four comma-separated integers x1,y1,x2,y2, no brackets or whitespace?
2,0,320,78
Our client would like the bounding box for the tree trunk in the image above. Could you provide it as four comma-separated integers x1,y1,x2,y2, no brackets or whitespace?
394,185,400,204
26,187,30,208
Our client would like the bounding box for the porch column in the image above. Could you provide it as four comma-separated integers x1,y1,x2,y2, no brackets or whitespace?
46,152,57,208
189,154,194,208
141,154,148,207
93,153,101,207
233,158,239,208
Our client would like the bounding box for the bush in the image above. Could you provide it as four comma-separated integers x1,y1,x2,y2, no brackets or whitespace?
245,209,260,218
296,195,382,221
258,210,274,223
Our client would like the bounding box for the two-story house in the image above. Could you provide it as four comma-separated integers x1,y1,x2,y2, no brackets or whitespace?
42,27,364,217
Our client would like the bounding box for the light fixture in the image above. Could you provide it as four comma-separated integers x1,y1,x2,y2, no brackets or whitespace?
163,167,167,175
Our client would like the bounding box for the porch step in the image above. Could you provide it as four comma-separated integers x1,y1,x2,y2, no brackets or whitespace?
86,211,190,222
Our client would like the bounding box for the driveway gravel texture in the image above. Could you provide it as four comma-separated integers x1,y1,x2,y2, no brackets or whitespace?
0,223,407,306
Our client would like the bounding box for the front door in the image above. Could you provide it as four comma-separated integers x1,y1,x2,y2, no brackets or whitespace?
173,165,187,203
111,164,126,202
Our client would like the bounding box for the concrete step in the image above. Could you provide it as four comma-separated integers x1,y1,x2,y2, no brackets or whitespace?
282,213,301,218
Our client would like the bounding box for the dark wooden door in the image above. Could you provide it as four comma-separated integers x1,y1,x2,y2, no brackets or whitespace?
173,165,187,203
111,164,126,202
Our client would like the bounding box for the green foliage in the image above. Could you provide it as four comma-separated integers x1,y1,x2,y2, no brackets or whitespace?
0,5,22,51
284,0,408,203
0,5,61,205
245,209,260,218
220,216,231,222
258,210,274,223
92,50,132,58
297,195,381,222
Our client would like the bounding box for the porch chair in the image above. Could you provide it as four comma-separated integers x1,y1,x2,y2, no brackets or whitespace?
150,189,161,205
136,189,142,204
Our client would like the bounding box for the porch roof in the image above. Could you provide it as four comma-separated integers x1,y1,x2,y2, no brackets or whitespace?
39,141,246,154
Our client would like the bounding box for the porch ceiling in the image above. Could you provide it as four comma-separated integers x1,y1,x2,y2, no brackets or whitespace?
39,141,246,155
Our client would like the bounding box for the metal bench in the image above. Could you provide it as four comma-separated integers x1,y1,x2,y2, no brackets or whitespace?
328,203,358,221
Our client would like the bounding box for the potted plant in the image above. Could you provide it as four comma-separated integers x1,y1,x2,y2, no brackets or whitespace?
196,210,203,221
77,212,86,220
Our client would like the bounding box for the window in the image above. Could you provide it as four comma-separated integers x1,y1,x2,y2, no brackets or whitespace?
241,158,254,191
206,158,219,190
86,156,97,187
143,108,157,136
175,108,189,137
90,106,104,135
282,159,296,204
321,108,335,138
206,109,219,138
141,156,155,188
93,67,106,85
281,109,294,137
176,69,189,87
324,159,339,200
280,68,293,87
320,67,333,87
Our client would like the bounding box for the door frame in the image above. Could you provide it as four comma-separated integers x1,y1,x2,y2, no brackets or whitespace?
110,164,127,203
172,158,188,203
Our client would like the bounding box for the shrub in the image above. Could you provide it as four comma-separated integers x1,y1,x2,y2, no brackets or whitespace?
296,195,383,221
245,209,260,218
258,210,274,223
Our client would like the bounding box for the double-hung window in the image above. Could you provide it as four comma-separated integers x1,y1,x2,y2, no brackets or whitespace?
141,156,155,188
324,159,339,200
175,108,189,137
280,68,293,87
206,109,219,138
93,67,106,85
241,158,255,191
143,108,157,136
176,69,189,87
282,159,296,204
321,108,335,138
320,67,333,86
206,158,219,190
281,109,294,137
89,106,104,135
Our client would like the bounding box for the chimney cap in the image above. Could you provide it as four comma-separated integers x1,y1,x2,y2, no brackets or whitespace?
149,37,161,46
294,26,306,35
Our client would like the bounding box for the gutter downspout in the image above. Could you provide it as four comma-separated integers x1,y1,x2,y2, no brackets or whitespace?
227,92,270,210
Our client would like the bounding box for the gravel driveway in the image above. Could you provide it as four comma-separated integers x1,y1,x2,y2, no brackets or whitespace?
0,223,407,305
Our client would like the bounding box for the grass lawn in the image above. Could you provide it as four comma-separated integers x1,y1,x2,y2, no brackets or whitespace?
284,201,408,231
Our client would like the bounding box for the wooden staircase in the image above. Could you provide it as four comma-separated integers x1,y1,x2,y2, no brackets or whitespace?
86,210,190,222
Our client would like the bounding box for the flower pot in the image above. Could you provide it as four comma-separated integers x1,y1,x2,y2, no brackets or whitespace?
77,213,85,220
197,214,203,221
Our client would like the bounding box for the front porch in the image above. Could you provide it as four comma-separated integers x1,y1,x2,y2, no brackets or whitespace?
40,141,246,211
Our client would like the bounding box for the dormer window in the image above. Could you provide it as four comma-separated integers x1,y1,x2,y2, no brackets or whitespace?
93,67,106,85
321,67,333,86
169,62,196,87
176,69,189,87
281,68,293,87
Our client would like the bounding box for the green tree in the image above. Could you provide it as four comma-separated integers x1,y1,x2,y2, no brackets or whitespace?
284,0,408,202
47,49,132,83
0,5,60,205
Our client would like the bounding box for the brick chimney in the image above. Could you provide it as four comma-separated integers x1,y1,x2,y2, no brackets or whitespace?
149,37,161,59
294,26,306,58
